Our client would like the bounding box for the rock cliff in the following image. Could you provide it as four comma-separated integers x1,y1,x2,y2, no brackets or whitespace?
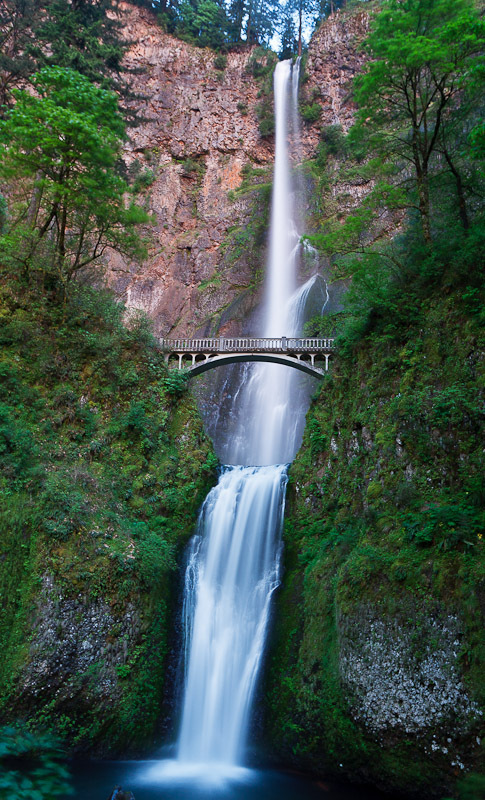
108,4,371,337
109,3,273,337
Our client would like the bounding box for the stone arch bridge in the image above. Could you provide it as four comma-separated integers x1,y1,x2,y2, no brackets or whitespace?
159,337,335,379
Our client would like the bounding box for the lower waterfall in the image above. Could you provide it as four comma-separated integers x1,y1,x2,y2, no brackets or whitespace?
177,465,288,766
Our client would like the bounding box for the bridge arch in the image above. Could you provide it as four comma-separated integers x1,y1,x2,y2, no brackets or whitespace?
187,353,324,379
160,337,334,379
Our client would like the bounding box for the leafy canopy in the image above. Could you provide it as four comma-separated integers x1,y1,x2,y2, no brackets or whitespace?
0,67,147,289
350,0,485,241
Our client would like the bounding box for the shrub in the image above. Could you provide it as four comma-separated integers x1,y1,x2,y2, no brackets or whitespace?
132,169,156,193
163,370,189,396
214,54,227,71
300,102,321,124
256,100,275,138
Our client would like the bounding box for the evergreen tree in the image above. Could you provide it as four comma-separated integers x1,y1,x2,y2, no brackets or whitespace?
279,4,297,59
227,0,246,42
30,0,126,88
0,0,37,110
245,0,278,45
177,0,230,48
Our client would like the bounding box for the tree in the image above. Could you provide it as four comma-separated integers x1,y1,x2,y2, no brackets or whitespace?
279,4,297,60
0,0,37,110
177,0,229,48
351,0,485,241
29,0,143,123
31,0,126,84
245,0,279,45
0,67,147,290
283,0,318,56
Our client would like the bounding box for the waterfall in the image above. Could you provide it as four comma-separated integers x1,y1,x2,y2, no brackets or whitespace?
177,465,287,766
165,59,318,778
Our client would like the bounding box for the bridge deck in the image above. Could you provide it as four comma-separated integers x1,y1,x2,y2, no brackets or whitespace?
158,337,334,379
159,336,334,353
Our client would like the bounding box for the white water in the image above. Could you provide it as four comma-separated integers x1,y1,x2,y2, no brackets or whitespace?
229,59,307,467
170,60,320,777
177,465,287,767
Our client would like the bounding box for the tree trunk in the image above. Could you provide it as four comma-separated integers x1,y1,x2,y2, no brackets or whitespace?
417,175,431,243
412,131,431,244
443,149,469,232
27,171,43,228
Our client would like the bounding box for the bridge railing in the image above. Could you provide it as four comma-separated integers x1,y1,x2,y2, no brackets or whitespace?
159,337,335,352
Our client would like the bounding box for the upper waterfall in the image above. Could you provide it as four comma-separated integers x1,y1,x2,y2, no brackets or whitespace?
224,58,322,467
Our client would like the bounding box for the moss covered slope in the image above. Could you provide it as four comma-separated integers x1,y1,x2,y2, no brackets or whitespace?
0,284,217,754
265,290,484,797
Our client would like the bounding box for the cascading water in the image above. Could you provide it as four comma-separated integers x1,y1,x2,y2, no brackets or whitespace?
154,59,320,782
229,58,306,468
177,465,287,767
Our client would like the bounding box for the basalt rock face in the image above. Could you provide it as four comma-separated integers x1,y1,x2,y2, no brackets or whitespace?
303,7,371,153
107,5,372,338
109,3,274,337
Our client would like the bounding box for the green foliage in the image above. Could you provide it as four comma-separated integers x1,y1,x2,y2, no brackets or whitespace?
163,369,189,396
256,98,275,137
176,0,229,49
0,273,217,751
30,0,126,90
456,773,485,800
0,67,147,292
351,0,485,241
300,102,321,124
214,54,227,71
181,157,205,177
0,0,135,125
132,169,156,193
266,266,485,792
0,725,73,798
318,124,348,160
0,195,7,233
403,504,481,551
246,48,277,80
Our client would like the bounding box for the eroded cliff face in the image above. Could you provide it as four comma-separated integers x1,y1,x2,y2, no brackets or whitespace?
108,4,371,337
109,4,273,336
305,8,371,145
